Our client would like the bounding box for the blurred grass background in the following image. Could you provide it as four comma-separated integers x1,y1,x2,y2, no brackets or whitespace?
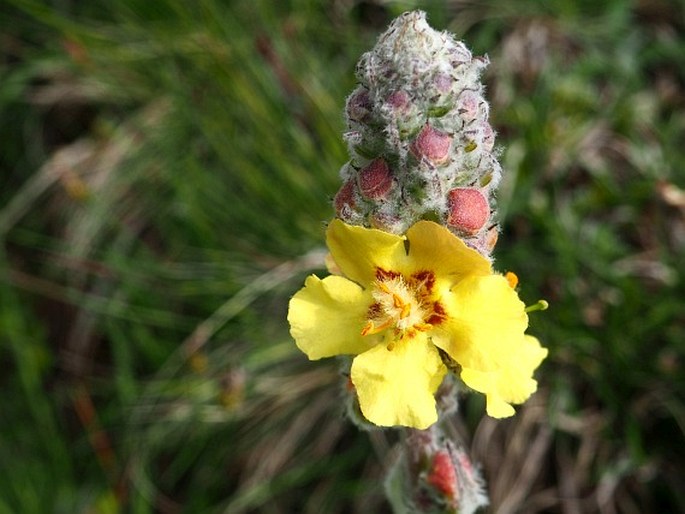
1,0,684,512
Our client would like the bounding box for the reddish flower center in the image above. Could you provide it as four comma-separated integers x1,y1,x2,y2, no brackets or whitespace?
362,268,446,341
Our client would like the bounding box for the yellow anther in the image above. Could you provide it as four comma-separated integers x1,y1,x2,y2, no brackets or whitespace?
393,293,404,309
361,318,393,336
361,321,373,336
400,303,411,319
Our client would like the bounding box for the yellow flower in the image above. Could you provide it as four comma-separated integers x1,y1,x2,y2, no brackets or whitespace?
288,219,547,429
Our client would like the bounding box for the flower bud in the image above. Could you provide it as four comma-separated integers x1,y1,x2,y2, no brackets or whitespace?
346,87,372,122
358,158,394,199
335,10,503,254
386,90,411,112
434,73,453,94
385,428,489,514
427,451,459,500
446,188,490,234
334,179,358,219
410,124,452,165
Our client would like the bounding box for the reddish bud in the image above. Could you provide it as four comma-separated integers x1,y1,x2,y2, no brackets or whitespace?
410,124,452,165
358,158,393,199
386,90,410,112
347,88,372,122
427,451,459,500
334,179,358,218
447,188,490,234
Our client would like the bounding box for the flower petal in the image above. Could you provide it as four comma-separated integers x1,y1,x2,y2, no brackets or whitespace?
495,335,547,401
460,368,516,417
288,274,377,359
432,274,528,372
350,334,446,429
326,219,407,285
461,335,547,418
404,221,491,290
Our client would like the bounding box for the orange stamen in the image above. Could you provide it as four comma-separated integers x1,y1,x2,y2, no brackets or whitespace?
505,271,519,289
361,318,394,336
392,293,404,309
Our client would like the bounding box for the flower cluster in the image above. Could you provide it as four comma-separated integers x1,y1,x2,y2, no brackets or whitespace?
334,11,501,257
288,11,546,430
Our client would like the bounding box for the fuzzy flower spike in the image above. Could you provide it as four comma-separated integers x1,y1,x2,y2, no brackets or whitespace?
288,11,547,430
